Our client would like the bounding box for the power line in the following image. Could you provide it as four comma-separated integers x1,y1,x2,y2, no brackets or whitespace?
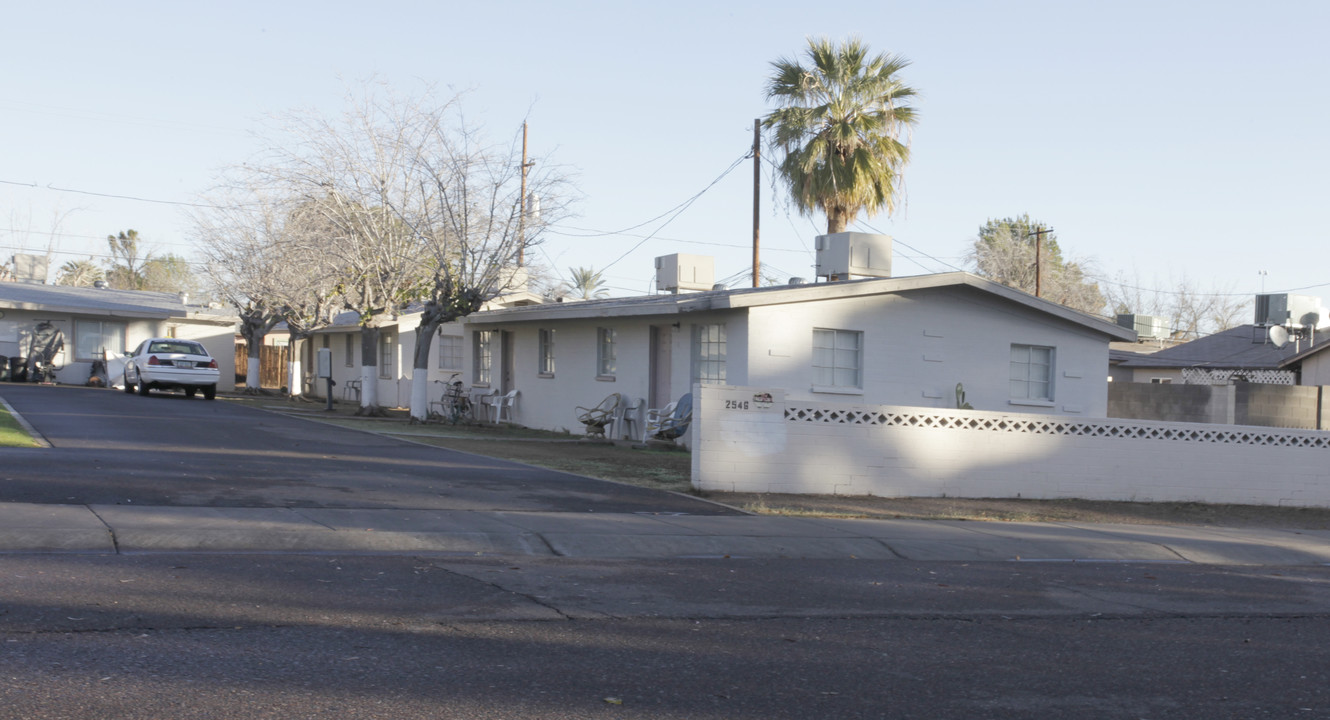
598,152,751,273
0,178,233,210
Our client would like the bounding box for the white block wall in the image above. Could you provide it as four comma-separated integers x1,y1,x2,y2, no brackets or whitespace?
694,385,1330,508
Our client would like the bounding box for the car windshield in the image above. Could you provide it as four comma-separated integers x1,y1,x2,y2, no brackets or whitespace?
148,341,207,356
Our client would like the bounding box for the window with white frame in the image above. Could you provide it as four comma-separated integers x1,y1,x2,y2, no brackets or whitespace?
437,334,463,370
812,328,862,390
1010,344,1054,401
344,333,355,367
692,323,727,384
596,327,616,378
378,333,394,378
74,320,124,361
474,330,493,385
538,329,555,376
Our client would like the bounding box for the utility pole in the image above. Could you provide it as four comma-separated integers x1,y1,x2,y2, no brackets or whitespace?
752,118,761,288
518,122,535,267
1028,225,1052,298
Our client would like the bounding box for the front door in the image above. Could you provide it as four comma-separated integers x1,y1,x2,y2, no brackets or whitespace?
648,325,672,408
500,330,515,394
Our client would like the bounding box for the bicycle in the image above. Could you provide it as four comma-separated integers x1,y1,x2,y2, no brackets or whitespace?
430,374,474,424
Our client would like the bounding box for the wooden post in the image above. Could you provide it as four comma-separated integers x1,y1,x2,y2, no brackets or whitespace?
752,118,761,288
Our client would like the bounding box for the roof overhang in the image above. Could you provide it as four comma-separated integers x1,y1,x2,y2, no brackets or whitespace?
464,271,1136,341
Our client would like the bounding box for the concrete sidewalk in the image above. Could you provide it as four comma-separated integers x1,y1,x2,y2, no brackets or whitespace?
3,502,1330,565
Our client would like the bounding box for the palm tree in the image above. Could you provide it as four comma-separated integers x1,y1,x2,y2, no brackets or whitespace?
563,266,608,300
763,37,918,234
55,258,105,287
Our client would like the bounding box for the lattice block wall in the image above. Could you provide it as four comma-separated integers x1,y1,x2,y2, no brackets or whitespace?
1182,368,1296,385
695,385,1330,507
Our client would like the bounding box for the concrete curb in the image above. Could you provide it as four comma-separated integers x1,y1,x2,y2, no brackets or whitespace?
1,502,1329,565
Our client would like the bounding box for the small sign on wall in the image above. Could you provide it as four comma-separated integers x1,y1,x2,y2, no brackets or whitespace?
723,390,778,412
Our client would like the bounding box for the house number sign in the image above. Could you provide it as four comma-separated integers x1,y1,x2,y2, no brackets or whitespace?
724,392,775,412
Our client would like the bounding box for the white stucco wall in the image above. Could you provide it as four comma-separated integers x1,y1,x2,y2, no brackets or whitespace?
310,318,470,409
1302,352,1330,386
465,317,667,434
694,385,1330,507
745,286,1112,416
463,285,1118,434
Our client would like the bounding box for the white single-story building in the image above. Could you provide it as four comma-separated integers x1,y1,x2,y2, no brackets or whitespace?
302,288,545,408
460,269,1136,436
0,281,239,388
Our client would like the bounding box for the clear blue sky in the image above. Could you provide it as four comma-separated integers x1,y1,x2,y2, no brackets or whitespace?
2,1,1326,313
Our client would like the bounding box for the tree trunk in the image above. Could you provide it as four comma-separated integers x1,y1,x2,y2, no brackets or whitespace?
409,320,443,423
356,325,382,416
286,331,302,398
245,336,262,393
825,208,849,235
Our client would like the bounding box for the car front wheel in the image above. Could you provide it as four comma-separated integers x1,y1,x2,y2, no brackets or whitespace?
138,380,151,396
123,372,135,394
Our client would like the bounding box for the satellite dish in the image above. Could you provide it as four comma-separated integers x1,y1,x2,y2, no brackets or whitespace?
1270,325,1290,348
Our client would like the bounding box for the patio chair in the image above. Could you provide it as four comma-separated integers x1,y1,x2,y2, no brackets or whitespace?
652,392,692,441
487,389,520,424
644,400,678,438
470,388,499,422
576,393,622,438
342,379,362,402
614,396,644,441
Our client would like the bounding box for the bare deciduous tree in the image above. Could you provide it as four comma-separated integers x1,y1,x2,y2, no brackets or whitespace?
1104,271,1251,340
391,108,569,422
196,193,294,393
251,86,433,415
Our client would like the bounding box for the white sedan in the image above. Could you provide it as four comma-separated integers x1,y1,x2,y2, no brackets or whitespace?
123,338,220,399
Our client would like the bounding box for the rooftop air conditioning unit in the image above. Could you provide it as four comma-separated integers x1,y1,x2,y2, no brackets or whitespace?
1116,314,1169,340
1255,293,1326,328
11,253,48,285
814,232,892,281
655,253,715,293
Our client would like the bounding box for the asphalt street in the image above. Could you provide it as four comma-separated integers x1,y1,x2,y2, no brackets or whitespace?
0,384,734,514
1,554,1328,719
2,383,1330,718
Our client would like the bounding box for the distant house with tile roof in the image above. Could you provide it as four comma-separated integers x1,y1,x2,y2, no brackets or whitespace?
0,281,238,388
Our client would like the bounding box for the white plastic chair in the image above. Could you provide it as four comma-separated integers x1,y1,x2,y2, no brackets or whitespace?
488,389,520,424
614,396,644,441
645,400,677,438
470,388,498,422
342,379,362,402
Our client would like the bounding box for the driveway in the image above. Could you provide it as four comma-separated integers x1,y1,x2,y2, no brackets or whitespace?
0,385,736,515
